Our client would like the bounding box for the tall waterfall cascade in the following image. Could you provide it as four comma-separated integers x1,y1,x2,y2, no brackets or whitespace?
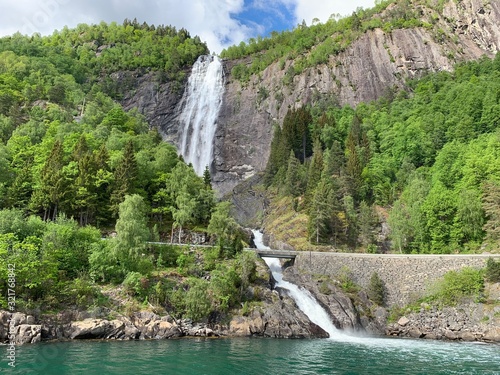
178,55,225,176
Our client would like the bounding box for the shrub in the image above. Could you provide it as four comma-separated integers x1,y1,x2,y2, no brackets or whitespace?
425,267,484,306
367,272,385,306
123,271,148,297
485,257,500,283
185,278,211,321
337,266,359,294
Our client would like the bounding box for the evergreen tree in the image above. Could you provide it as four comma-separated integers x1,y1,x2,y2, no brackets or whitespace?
282,106,313,162
94,143,113,227
306,138,324,200
110,140,138,217
284,150,300,196
7,159,33,210
345,136,362,198
265,125,287,185
358,201,377,247
308,180,332,244
367,272,385,306
324,141,345,179
31,140,67,221
71,135,99,225
203,165,212,189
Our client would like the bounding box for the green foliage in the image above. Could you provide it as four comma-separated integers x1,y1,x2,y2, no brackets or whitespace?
123,272,148,297
265,106,313,186
60,276,105,308
207,201,239,257
112,194,153,275
424,267,485,307
185,278,211,321
42,214,100,278
367,272,385,305
485,258,500,283
337,266,359,294
0,21,256,320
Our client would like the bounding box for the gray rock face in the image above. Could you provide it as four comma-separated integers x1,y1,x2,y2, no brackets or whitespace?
0,312,41,345
227,288,328,339
119,70,185,144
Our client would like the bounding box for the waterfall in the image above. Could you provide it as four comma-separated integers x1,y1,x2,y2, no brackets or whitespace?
178,55,225,176
252,230,339,338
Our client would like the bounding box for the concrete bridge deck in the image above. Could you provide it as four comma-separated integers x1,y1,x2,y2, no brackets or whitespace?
253,249,298,259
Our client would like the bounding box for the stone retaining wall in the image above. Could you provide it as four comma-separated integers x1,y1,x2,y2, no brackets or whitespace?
294,252,500,307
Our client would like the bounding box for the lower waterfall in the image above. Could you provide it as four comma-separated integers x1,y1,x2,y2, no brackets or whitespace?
178,55,224,176
252,230,341,339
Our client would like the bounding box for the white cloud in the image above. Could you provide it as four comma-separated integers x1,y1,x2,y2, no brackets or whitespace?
0,0,377,53
293,0,377,25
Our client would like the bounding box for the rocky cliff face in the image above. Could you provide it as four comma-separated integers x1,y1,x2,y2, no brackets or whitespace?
212,0,500,195
119,71,185,145
119,0,500,197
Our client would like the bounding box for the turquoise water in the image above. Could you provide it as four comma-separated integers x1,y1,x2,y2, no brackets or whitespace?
1,337,499,374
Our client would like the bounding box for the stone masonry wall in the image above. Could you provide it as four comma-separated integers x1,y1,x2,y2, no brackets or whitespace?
294,253,500,307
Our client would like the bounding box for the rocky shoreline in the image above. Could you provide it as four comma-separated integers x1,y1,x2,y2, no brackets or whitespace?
386,305,500,343
2,265,499,345
0,280,329,345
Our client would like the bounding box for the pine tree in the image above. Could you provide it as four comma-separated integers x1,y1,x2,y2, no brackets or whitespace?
306,138,324,200
203,165,212,189
367,272,385,306
284,150,300,196
94,143,113,227
358,201,377,247
110,140,138,217
265,125,288,186
324,141,345,179
71,135,98,225
31,140,67,220
7,159,33,210
308,180,331,244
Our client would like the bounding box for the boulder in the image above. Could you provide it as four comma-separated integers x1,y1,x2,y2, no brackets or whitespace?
398,316,410,327
69,319,123,339
13,324,42,345
483,327,500,343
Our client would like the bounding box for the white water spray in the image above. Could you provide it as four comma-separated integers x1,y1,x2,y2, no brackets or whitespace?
253,231,496,352
178,55,225,175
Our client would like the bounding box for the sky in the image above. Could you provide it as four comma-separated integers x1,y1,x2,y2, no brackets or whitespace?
0,0,377,53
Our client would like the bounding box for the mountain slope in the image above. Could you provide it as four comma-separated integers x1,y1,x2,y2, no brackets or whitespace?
212,0,500,195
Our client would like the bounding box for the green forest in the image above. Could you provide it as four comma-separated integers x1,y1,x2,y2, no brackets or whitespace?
0,21,251,320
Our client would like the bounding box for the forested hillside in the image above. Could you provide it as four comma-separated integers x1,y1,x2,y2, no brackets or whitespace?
264,54,500,254
0,22,251,319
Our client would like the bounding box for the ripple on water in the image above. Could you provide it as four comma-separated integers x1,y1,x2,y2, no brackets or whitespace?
2,337,500,375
